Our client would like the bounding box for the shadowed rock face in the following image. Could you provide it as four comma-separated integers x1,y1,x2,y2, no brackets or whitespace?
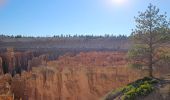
0,57,2,74
0,48,48,75
0,48,15,74
17,52,141,100
0,50,33,74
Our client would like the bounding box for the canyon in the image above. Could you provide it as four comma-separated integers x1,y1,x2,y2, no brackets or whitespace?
0,50,142,100
0,37,169,100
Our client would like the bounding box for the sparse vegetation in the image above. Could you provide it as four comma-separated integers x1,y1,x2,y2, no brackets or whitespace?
121,77,158,100
105,77,159,100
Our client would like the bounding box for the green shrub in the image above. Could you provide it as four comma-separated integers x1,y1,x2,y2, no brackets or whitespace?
122,85,134,92
124,88,137,100
121,77,157,100
138,83,154,96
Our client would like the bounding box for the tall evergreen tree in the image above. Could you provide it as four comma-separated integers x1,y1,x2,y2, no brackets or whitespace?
128,4,170,77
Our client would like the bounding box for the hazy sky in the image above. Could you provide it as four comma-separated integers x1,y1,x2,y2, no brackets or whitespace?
0,0,170,36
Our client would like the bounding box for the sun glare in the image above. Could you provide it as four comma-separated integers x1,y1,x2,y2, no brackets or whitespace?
111,0,127,6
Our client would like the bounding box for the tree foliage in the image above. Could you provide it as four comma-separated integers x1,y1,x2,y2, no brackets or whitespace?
128,4,170,77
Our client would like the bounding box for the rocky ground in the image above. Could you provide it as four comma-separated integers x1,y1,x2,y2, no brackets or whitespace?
103,74,170,100
140,75,170,100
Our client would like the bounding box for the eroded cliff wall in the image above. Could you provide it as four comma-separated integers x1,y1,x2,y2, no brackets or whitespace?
18,52,141,100
24,67,140,100
0,49,45,75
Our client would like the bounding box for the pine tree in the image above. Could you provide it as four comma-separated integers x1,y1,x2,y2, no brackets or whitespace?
128,4,170,77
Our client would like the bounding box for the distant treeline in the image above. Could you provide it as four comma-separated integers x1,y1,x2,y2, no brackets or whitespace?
0,34,128,40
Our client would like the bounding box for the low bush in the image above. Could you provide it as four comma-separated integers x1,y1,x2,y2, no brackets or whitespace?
120,77,158,100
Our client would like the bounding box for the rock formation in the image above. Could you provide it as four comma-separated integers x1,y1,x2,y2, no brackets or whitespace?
14,51,34,72
0,57,3,75
6,48,15,74
20,52,141,100
23,66,140,100
0,74,13,100
0,48,35,75
2,51,169,100
28,54,48,70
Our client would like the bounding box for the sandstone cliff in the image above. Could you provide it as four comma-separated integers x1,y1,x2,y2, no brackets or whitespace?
0,49,36,75
0,74,13,100
16,52,141,100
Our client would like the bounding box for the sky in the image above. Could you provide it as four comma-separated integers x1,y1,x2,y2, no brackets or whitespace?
0,0,170,37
